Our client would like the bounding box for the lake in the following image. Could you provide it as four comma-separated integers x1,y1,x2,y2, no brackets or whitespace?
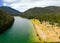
0,16,39,43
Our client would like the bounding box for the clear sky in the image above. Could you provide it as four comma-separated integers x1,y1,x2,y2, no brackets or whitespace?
0,0,60,12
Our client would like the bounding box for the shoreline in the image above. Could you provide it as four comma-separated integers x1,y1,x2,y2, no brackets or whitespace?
0,17,15,34
31,19,45,42
31,19,60,42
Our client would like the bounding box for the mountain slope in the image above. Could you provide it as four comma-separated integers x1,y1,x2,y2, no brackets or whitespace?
21,6,60,18
45,6,60,13
0,6,21,16
21,6,60,25
45,6,60,10
21,7,54,18
23,7,53,15
0,9,14,33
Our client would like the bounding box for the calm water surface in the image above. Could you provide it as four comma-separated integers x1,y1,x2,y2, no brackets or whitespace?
0,17,34,43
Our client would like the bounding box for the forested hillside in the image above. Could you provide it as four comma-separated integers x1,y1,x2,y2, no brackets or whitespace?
0,9,14,33
20,6,60,25
0,6,21,16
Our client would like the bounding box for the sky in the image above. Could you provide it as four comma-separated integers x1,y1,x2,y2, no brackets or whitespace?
0,0,60,12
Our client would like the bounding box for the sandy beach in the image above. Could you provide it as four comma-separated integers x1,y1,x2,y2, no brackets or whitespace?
31,19,60,42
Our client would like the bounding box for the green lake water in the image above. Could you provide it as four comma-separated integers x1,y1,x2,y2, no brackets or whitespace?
0,17,39,43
